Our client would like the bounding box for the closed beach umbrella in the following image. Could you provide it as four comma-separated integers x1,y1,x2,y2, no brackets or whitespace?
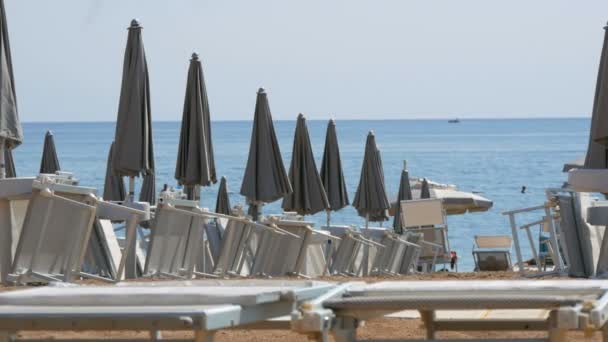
0,0,22,180
4,149,14,178
240,88,292,220
39,130,60,174
175,52,216,199
353,131,389,276
353,131,390,222
103,142,126,201
282,113,329,215
0,0,20,285
585,23,608,168
111,19,154,202
320,119,349,226
393,163,413,234
420,178,431,199
215,176,231,215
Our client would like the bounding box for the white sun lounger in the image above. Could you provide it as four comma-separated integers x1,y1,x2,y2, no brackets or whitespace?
400,199,451,272
473,235,513,272
251,217,339,277
8,178,149,285
292,280,608,342
369,229,421,276
324,225,384,276
0,279,335,342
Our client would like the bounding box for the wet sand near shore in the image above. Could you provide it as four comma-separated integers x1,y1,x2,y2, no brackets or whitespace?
1,272,600,341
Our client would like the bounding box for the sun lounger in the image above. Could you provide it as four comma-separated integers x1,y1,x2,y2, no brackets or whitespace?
473,235,513,271
292,280,608,342
1,174,150,285
251,216,339,277
369,229,421,275
400,198,451,272
144,194,296,279
0,279,335,341
324,225,384,276
144,200,207,279
503,188,571,277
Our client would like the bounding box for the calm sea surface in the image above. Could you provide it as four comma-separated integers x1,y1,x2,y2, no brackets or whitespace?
14,118,589,271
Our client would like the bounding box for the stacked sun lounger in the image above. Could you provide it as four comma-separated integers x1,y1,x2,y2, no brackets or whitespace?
292,280,608,342
2,279,608,341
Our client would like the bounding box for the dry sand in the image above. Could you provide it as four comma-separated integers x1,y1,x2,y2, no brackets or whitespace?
2,272,602,341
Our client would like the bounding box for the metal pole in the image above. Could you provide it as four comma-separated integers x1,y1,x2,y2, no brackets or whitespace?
362,214,370,276
128,176,135,202
509,213,525,275
544,206,565,273
0,140,5,179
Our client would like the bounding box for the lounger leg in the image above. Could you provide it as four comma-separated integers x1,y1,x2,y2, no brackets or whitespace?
331,317,357,342
420,310,436,339
149,329,162,341
194,330,215,342
0,199,11,285
548,311,566,342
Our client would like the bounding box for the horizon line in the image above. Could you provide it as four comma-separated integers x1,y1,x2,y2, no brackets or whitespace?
20,115,590,124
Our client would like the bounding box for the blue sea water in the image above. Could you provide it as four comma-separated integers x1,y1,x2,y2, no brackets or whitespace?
13,118,589,271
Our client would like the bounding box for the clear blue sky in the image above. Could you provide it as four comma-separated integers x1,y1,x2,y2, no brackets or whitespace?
6,0,608,121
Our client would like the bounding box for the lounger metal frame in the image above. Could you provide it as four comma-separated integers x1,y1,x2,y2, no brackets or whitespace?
0,280,336,342
400,199,451,272
143,198,299,279
502,189,569,277
292,280,608,342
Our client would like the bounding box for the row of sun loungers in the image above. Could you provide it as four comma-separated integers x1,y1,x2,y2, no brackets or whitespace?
1,279,608,341
0,173,457,285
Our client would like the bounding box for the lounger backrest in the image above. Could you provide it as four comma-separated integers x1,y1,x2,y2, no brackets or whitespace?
400,199,445,228
144,205,202,277
475,251,511,271
214,219,250,276
474,235,512,249
12,190,96,279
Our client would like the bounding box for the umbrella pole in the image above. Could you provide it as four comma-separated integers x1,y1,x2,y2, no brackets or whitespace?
326,210,331,228
362,213,370,276
128,176,135,202
0,140,5,179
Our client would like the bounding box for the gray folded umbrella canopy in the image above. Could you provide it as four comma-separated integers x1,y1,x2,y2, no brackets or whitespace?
215,176,231,215
282,114,329,215
4,148,14,178
320,119,349,211
392,167,413,234
175,52,216,199
103,142,126,201
111,19,155,202
0,0,22,170
420,178,431,199
240,88,292,220
111,19,154,178
585,23,608,168
352,131,390,222
139,173,156,205
39,130,60,174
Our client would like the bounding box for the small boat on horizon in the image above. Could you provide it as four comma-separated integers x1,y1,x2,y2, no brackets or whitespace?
448,118,460,123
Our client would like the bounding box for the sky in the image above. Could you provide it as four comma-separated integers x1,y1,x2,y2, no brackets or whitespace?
6,0,608,122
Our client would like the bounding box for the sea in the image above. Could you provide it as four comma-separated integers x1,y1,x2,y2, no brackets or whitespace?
13,118,590,271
